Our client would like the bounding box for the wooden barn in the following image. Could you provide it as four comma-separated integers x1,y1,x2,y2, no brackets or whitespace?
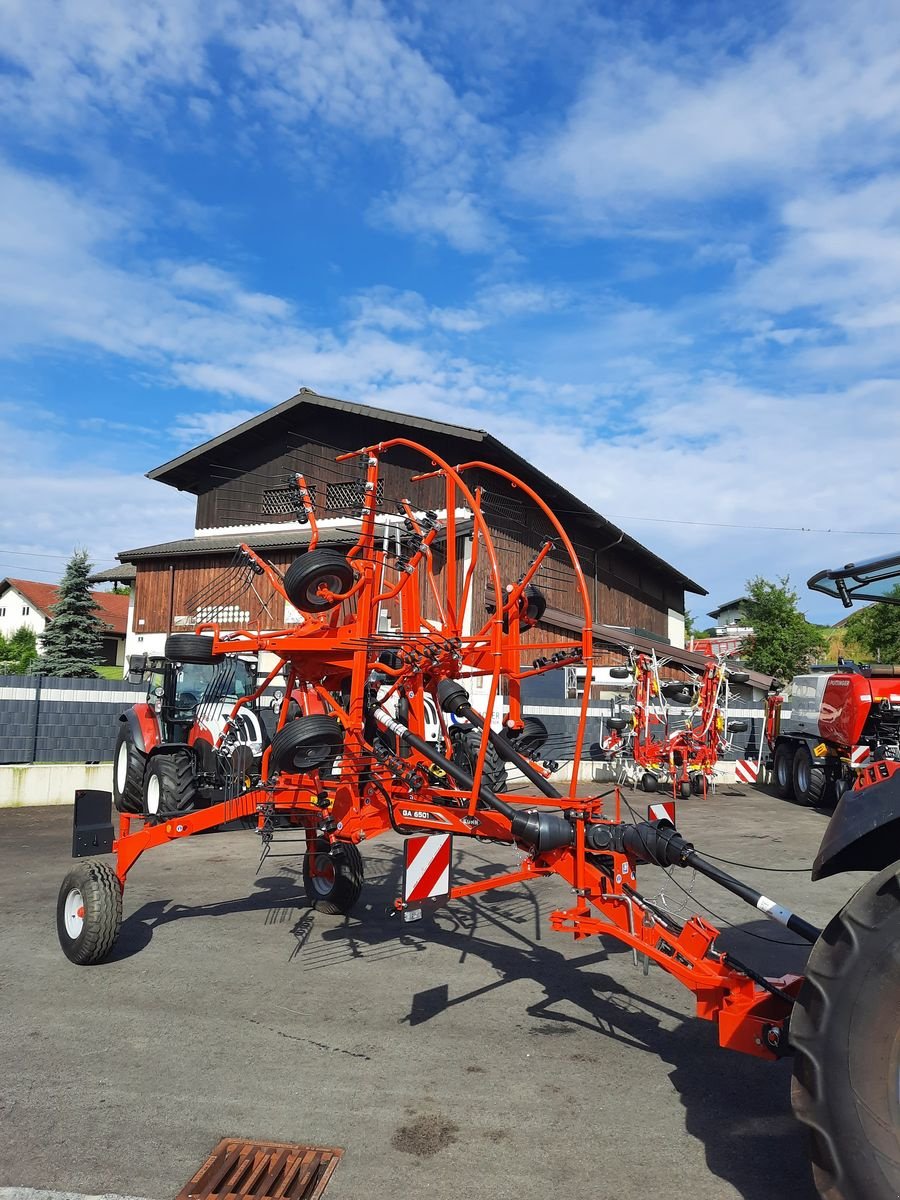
117,389,710,677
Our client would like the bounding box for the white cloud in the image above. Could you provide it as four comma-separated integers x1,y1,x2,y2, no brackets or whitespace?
510,1,900,223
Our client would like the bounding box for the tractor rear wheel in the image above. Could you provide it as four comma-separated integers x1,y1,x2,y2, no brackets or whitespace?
791,860,900,1200
113,723,145,814
57,860,122,965
793,745,827,807
773,742,795,800
450,728,508,795
142,751,201,818
302,838,364,915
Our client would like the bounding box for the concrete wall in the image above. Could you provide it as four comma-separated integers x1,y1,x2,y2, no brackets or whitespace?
0,762,113,807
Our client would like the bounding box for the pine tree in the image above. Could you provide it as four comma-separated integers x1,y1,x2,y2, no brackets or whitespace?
39,551,107,678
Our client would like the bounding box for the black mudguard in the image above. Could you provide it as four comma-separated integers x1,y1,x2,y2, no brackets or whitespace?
812,769,900,879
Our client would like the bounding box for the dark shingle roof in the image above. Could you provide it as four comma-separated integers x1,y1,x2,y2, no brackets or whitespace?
140,389,706,595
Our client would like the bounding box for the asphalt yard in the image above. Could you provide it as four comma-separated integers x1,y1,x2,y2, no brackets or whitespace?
0,784,868,1200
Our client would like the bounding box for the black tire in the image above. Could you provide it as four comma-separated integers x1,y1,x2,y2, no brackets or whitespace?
773,742,796,800
728,671,750,685
793,745,827,807
284,549,355,614
516,715,549,758
142,750,201,817
607,717,629,732
679,780,692,800
520,585,547,628
57,860,122,965
164,633,221,664
112,722,145,814
791,861,900,1200
610,666,632,680
641,772,659,793
691,773,705,796
269,715,344,775
450,727,509,795
302,838,364,914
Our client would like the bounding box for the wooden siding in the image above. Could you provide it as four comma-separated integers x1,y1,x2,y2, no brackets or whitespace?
134,423,687,639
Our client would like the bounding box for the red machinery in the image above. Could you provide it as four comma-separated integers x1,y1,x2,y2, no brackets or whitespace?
611,652,748,796
56,450,899,1200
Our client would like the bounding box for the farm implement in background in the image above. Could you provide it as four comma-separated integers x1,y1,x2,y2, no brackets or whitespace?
56,444,899,1200
600,650,750,796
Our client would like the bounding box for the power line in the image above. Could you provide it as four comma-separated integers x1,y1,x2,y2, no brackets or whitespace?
604,515,900,536
0,548,73,559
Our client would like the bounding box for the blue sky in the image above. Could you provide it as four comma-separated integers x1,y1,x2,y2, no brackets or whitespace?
2,0,900,625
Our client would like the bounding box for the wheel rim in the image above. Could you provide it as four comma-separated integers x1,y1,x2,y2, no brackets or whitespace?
115,741,129,792
146,773,161,815
796,756,809,792
310,856,336,896
63,887,85,939
307,572,344,604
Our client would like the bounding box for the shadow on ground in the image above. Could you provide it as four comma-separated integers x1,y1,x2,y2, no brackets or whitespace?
115,839,818,1200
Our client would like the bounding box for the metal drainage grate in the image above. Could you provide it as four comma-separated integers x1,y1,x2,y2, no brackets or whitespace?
176,1138,343,1200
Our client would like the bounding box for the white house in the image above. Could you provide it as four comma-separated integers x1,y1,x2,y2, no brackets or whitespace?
0,577,129,669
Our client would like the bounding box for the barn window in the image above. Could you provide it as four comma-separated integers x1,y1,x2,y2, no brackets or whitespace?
262,483,317,517
325,479,385,510
22,606,30,616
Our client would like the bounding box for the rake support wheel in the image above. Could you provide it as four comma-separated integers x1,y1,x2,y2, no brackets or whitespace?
303,838,364,914
57,860,122,965
164,633,222,664
284,549,355,614
269,715,344,776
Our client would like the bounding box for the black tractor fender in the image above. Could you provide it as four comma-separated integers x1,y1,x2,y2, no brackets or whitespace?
812,769,900,879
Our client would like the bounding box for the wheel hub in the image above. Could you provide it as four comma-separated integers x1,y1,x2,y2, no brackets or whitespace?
63,887,85,939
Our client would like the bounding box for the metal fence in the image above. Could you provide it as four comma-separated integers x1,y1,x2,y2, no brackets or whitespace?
0,675,144,765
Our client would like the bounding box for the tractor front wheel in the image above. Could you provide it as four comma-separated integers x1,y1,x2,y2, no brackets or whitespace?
302,838,364,915
791,860,900,1200
142,751,201,818
57,860,122,965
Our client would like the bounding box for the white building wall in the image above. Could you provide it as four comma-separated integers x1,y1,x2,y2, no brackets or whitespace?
667,608,686,649
0,588,46,641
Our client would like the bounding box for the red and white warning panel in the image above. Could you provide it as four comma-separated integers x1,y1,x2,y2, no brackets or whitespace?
402,834,452,920
851,745,871,768
735,759,760,783
647,800,676,824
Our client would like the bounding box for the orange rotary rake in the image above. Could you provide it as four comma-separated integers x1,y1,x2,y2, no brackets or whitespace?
60,437,819,1068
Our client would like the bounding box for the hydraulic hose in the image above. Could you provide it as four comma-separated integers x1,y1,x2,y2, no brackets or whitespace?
435,680,563,801
371,707,574,851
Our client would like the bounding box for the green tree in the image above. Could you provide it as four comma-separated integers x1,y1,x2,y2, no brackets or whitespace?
38,551,107,678
742,575,826,682
0,626,39,674
843,591,900,663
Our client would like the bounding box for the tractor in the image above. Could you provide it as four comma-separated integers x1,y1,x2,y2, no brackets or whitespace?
113,640,267,819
